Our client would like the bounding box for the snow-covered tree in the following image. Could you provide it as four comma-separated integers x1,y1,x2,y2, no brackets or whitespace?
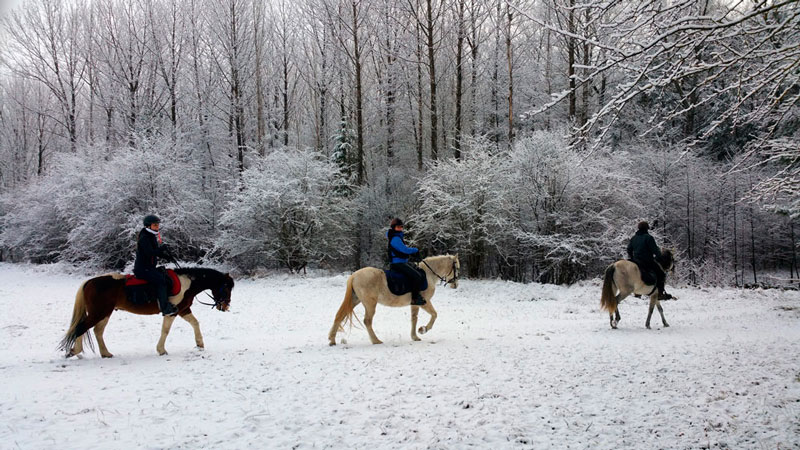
216,147,355,272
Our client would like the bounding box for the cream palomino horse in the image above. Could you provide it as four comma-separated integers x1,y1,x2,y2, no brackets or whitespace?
328,254,459,345
600,249,674,329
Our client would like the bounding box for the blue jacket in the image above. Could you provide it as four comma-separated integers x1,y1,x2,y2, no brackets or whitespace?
386,229,419,264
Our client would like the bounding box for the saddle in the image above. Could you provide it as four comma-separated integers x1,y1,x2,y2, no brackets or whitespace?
629,259,657,286
383,267,428,296
124,269,181,305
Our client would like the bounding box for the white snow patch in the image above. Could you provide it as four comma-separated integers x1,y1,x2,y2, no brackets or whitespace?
0,263,798,448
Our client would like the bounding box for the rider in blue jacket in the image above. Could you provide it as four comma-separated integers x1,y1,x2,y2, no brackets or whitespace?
387,218,426,305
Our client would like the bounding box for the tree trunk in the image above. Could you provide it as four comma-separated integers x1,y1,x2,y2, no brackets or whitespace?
454,0,465,160
352,1,364,185
567,0,576,122
505,4,513,147
425,0,439,160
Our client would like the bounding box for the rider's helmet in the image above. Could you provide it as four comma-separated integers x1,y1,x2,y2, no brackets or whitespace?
143,215,161,227
390,218,404,229
638,221,649,232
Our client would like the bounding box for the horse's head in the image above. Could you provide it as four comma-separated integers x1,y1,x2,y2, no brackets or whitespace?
658,249,675,274
420,254,460,288
210,272,235,311
449,254,460,289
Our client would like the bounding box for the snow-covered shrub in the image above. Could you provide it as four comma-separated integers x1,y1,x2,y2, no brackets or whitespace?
412,131,638,282
507,132,637,283
0,138,219,269
216,148,355,272
411,136,515,277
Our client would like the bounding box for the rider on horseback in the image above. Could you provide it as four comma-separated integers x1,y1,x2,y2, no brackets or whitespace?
387,218,426,306
134,215,177,316
627,221,672,300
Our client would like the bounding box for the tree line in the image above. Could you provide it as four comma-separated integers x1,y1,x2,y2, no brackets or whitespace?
0,0,797,286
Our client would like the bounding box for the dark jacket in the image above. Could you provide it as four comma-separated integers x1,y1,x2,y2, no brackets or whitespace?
387,229,419,264
627,230,662,264
134,228,168,274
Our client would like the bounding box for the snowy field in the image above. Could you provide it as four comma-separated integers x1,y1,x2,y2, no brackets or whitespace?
0,263,798,449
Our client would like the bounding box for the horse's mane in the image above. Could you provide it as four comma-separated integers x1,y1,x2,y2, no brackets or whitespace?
423,254,454,263
658,249,674,268
173,267,225,280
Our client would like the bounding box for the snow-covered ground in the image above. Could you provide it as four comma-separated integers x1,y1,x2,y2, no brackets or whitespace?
0,263,798,449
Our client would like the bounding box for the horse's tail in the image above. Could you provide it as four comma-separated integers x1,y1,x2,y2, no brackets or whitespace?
58,279,95,354
334,274,362,331
329,274,363,345
600,264,618,314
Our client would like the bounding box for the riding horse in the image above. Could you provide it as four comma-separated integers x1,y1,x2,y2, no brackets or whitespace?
599,250,674,329
328,254,459,345
59,268,234,357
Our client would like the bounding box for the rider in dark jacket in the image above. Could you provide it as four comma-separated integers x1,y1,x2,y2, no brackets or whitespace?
627,221,672,300
387,218,426,306
134,215,177,316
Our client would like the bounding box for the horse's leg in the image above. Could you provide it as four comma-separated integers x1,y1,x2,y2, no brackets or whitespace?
418,302,437,335
156,315,177,355
362,300,382,345
93,316,113,358
646,294,657,329
410,305,421,341
609,293,625,329
68,335,84,357
180,312,205,349
656,299,669,328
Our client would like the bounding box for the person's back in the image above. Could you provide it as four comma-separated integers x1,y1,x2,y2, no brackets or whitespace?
627,229,660,263
627,221,672,300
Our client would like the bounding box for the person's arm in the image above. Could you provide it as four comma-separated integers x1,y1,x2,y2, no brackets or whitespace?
390,236,419,255
647,235,662,259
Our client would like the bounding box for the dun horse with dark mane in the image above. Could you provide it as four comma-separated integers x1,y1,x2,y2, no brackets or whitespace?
59,268,234,357
600,250,674,329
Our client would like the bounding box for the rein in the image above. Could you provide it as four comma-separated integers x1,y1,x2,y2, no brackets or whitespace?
421,259,458,286
193,284,228,309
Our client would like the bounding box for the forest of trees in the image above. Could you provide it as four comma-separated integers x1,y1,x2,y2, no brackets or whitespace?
0,0,797,286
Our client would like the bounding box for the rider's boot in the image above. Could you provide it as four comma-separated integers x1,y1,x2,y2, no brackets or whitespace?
157,284,178,316
411,291,426,306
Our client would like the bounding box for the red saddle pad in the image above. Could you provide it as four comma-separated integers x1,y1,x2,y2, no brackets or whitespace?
125,270,181,296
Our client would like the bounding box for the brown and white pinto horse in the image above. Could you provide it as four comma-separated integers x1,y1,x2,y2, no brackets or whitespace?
328,254,459,345
59,268,234,357
600,250,674,329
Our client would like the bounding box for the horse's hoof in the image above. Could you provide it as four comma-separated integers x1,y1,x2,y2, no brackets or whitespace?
158,350,168,356
418,326,428,334
329,342,336,346
412,336,421,341
646,325,651,330
372,340,383,345
101,353,114,358
196,345,205,351
664,323,670,328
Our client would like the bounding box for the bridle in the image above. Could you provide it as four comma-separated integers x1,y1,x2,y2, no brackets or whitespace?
421,257,459,286
197,285,230,310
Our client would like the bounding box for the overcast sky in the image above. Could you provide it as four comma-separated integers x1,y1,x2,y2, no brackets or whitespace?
0,0,24,21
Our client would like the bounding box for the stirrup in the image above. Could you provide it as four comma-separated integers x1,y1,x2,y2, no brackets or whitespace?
411,295,426,306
